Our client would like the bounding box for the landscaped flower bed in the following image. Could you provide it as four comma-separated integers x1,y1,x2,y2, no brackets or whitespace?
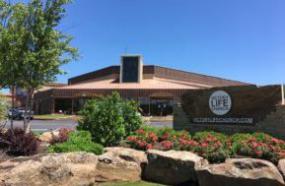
125,126,285,164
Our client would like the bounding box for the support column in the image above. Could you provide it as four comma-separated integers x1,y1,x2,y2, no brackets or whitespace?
71,98,74,115
148,97,151,116
51,98,55,114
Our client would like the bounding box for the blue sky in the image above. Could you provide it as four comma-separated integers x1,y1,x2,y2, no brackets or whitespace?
11,0,285,86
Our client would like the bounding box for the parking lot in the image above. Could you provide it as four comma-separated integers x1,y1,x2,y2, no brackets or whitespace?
5,119,173,132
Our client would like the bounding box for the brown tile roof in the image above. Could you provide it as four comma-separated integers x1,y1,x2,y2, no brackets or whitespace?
56,77,221,91
67,65,251,87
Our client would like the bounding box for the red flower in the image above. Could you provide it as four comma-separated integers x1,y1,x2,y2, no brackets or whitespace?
161,132,170,140
148,132,158,142
271,138,282,145
137,140,147,149
127,136,137,142
136,129,145,135
160,140,173,150
146,144,153,150
251,142,258,149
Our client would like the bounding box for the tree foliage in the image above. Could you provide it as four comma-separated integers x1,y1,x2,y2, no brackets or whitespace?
0,0,78,130
0,0,78,89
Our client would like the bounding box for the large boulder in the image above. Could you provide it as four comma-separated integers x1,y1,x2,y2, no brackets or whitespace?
278,159,285,180
38,130,59,143
96,147,147,182
104,147,147,165
143,149,207,185
0,148,147,185
0,152,98,186
197,158,285,186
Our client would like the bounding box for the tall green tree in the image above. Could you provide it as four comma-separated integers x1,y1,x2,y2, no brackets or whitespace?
20,0,79,131
0,0,79,131
0,1,27,129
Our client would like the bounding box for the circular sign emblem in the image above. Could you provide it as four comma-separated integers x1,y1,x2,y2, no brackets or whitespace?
209,90,232,115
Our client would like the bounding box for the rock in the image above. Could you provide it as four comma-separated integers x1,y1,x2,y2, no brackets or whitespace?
0,152,98,186
0,148,147,185
278,159,285,180
38,131,59,143
104,147,147,165
37,142,50,153
143,149,208,185
96,147,147,182
197,158,285,186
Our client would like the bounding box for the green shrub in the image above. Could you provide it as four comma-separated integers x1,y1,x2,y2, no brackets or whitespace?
125,127,285,164
231,133,252,143
230,132,285,164
193,131,228,144
192,131,230,163
48,131,103,155
252,132,272,143
230,133,252,154
77,92,143,146
126,126,192,151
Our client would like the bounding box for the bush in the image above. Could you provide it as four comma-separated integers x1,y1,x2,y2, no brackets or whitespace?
125,127,285,164
50,128,73,144
126,126,191,151
0,128,39,156
193,131,228,144
48,130,103,155
192,131,230,163
230,132,285,164
77,92,143,146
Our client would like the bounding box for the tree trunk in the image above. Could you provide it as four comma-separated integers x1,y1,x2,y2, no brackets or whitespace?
24,88,34,133
10,85,15,130
9,86,15,138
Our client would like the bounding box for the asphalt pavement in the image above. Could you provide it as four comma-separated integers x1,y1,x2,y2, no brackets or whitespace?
5,119,173,132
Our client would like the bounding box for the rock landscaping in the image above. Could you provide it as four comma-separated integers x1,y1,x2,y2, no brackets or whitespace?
143,149,207,185
0,147,285,186
279,159,285,180
197,158,285,186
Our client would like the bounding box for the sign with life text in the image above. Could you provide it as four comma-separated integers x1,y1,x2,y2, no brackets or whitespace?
192,90,254,124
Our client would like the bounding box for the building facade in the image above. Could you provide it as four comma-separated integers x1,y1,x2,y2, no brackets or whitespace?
34,55,250,115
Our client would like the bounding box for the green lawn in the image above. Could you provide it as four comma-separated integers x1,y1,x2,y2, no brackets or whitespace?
100,181,164,186
33,114,74,120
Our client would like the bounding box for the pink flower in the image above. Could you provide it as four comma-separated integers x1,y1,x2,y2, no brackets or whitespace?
136,129,145,135
137,140,147,149
148,132,158,142
146,144,153,150
161,133,170,140
127,136,137,142
160,140,173,150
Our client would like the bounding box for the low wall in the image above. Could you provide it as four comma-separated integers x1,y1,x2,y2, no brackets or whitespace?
174,85,285,139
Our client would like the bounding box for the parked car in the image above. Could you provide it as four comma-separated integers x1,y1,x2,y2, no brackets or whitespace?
8,108,34,120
